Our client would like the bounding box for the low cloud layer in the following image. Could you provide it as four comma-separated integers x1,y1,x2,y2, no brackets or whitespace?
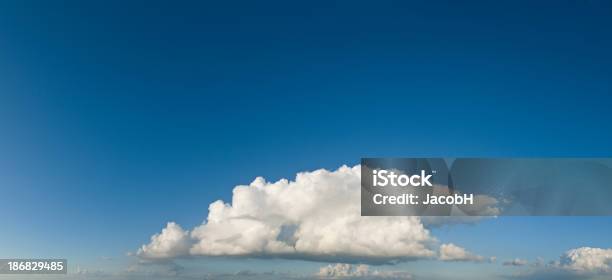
503,258,528,266
316,263,412,279
507,247,612,279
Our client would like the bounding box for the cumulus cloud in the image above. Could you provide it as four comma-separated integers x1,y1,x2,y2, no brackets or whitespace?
137,166,436,263
137,222,192,259
559,247,612,272
316,263,412,279
438,243,490,262
137,165,489,264
504,247,612,279
503,258,528,266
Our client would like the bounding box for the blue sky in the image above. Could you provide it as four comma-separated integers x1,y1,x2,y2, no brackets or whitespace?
1,1,612,279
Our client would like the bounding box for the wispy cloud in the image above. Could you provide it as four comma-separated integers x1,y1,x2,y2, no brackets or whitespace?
503,258,528,266
438,243,494,263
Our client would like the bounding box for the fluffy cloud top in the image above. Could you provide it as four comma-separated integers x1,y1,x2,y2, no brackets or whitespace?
137,222,192,259
317,263,412,279
438,243,488,262
560,247,612,272
138,166,438,263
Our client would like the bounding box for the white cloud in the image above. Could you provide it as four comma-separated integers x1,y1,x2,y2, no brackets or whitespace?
137,165,489,264
316,263,412,279
317,263,370,278
559,247,612,272
438,243,488,262
503,258,528,266
137,222,192,259
503,247,612,279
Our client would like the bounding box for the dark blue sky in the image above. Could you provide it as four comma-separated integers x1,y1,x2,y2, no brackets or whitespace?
1,1,612,278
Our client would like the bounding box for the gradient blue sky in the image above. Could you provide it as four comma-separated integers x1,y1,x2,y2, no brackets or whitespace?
1,1,612,279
